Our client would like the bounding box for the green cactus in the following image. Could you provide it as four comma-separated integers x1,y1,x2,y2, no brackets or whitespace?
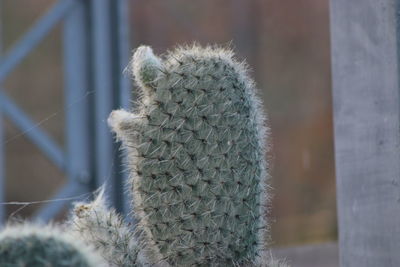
0,224,105,267
69,189,149,267
108,44,270,266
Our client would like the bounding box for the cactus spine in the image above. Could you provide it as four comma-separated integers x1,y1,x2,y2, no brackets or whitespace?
0,224,105,267
108,45,270,266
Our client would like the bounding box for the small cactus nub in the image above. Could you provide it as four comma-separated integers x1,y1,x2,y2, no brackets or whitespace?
109,44,270,266
69,189,148,267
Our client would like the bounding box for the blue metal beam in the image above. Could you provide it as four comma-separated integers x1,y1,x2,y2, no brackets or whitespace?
0,0,78,82
115,0,131,109
91,0,117,205
0,91,66,171
63,0,91,185
112,0,131,215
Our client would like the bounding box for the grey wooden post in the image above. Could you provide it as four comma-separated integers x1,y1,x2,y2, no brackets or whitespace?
330,0,400,266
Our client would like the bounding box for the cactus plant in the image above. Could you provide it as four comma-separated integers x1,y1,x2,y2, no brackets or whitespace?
108,44,270,266
69,189,149,267
0,224,105,267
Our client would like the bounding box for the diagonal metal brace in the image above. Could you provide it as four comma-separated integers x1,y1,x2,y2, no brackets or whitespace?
0,90,66,171
0,0,78,82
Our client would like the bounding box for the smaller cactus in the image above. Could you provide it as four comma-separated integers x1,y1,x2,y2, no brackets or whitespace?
0,223,104,267
69,189,149,266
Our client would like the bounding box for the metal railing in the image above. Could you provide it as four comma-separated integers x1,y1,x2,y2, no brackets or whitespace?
0,0,130,222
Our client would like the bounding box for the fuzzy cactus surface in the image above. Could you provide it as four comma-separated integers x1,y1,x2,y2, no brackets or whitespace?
0,224,104,267
70,189,147,267
108,44,270,266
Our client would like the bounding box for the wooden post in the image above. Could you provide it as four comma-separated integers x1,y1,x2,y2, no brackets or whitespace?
330,0,400,266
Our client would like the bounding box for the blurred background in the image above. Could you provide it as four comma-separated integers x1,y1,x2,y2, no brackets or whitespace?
0,0,335,250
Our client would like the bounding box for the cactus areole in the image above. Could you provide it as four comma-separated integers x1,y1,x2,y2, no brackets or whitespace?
109,45,269,266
